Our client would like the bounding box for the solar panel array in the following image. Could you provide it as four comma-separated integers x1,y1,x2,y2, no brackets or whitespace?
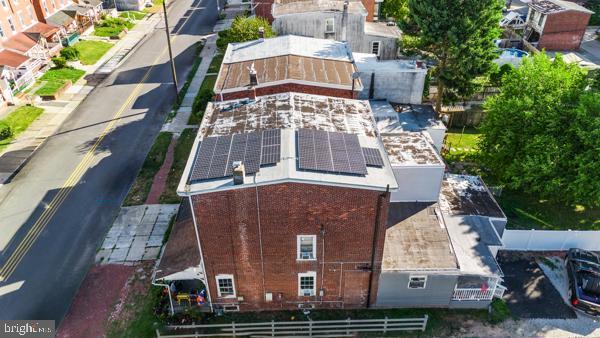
362,147,384,167
297,129,368,176
190,129,281,182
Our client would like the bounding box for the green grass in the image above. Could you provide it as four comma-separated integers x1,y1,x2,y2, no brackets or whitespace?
0,106,44,152
159,128,195,204
35,68,85,96
497,190,600,230
94,17,134,37
445,127,481,152
74,40,113,65
124,132,172,206
188,75,217,125
107,286,163,338
173,42,204,112
207,52,224,73
119,11,146,20
143,0,164,13
488,299,513,324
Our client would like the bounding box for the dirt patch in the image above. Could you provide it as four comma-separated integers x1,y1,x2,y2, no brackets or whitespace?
57,264,135,338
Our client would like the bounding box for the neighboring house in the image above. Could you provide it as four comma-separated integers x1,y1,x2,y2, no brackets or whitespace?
214,35,363,101
43,1,102,37
523,0,593,50
0,0,40,39
0,49,37,94
24,22,64,56
353,52,427,104
32,0,72,24
271,0,401,60
159,92,399,312
111,0,145,11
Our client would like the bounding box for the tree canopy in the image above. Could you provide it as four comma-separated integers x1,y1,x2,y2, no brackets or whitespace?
380,0,409,21
479,53,600,207
401,0,503,113
216,16,275,50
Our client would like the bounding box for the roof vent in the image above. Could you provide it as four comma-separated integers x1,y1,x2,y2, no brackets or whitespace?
248,63,258,87
232,161,246,185
258,27,264,41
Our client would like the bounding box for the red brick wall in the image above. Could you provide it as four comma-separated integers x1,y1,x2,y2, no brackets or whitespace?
216,83,359,101
539,11,591,50
361,0,375,22
191,183,389,311
255,0,274,23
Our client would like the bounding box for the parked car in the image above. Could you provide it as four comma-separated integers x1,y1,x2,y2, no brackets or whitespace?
565,248,600,316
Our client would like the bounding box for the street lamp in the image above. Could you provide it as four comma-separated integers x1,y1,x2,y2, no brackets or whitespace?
162,0,178,96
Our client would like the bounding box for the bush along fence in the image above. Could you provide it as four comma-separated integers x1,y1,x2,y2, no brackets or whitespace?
156,316,429,337
502,229,600,251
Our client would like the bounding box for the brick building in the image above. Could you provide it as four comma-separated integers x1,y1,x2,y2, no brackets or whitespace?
523,0,593,50
255,0,382,23
158,92,399,311
214,35,363,102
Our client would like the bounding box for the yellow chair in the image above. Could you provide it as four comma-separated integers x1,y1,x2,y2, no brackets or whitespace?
176,294,191,306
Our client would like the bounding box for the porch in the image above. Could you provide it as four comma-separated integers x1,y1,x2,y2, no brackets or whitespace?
451,276,506,301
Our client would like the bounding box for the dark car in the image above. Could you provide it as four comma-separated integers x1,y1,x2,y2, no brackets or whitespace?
565,248,600,316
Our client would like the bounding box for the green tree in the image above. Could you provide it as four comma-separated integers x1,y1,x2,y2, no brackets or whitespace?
380,0,409,21
479,53,600,207
217,16,275,50
401,0,503,113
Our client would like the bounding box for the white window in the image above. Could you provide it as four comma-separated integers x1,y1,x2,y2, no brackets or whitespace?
371,41,381,56
18,12,25,26
28,7,34,21
216,274,236,298
297,235,316,260
51,0,56,8
43,2,49,15
7,17,15,32
0,26,4,38
408,275,427,289
0,0,7,9
325,18,334,33
298,272,316,296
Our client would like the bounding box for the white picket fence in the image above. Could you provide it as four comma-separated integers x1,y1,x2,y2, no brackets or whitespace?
502,229,600,251
156,316,428,337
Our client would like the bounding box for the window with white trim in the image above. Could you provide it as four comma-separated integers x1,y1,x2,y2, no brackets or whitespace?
298,272,316,296
325,18,334,33
18,12,26,26
0,26,4,38
28,7,34,21
7,17,15,32
297,235,316,260
43,2,49,15
0,0,7,9
216,274,236,298
51,0,56,8
371,41,381,56
408,275,427,289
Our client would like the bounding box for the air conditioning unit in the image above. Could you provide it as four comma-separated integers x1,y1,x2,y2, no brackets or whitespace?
223,305,240,312
298,303,315,309
301,289,313,297
300,252,313,260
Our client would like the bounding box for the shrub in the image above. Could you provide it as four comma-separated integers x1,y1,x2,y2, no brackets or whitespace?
51,57,67,69
216,16,275,50
60,46,80,61
488,299,512,324
0,121,12,141
192,88,214,114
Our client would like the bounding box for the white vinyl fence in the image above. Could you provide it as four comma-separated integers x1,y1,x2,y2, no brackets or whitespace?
502,229,600,251
156,316,428,337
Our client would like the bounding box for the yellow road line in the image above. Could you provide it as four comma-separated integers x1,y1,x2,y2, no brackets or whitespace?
0,5,198,281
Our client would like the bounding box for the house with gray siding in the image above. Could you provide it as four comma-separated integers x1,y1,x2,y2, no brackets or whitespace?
271,0,400,60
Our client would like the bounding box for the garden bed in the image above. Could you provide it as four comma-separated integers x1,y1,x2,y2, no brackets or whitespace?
34,68,85,97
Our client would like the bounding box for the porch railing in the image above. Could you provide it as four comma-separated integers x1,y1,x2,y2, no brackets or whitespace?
452,288,494,301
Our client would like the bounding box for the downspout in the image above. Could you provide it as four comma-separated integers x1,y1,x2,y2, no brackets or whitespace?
188,196,214,313
341,0,348,42
366,184,389,308
254,174,267,302
319,224,326,304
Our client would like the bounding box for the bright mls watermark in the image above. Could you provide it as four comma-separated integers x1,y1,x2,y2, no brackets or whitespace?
0,321,54,338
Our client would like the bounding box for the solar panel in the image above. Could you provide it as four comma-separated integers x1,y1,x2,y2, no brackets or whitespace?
362,147,384,167
245,132,262,174
297,129,368,176
261,129,281,165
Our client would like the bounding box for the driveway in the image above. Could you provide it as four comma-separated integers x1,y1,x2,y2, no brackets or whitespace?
498,251,577,319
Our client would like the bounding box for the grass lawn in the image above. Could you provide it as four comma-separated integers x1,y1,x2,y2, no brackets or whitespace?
143,0,164,13
35,68,86,96
445,127,480,152
94,17,134,37
159,128,195,204
188,75,217,125
207,52,224,74
498,190,600,231
0,106,44,152
123,132,172,206
119,11,146,20
74,40,113,65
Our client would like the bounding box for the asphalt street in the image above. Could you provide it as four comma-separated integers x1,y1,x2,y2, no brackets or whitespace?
0,0,221,322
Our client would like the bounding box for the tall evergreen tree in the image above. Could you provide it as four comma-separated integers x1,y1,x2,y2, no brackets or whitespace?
403,0,503,113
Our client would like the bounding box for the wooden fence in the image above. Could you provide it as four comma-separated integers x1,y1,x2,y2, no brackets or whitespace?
156,316,429,337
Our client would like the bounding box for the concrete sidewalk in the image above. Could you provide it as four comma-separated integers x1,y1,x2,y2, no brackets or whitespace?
0,14,162,184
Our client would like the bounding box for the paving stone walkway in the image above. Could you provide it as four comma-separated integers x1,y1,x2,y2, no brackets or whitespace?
95,204,179,264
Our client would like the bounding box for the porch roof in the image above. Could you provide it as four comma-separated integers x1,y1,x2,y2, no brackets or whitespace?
0,49,30,68
2,33,38,53
25,22,60,38
46,10,76,27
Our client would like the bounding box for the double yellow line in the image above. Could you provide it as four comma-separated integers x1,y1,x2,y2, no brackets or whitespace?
0,7,194,281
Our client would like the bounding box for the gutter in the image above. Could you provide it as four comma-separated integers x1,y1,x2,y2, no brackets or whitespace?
366,184,389,308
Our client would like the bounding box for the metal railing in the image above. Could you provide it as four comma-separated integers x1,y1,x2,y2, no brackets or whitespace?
156,316,428,337
452,288,494,301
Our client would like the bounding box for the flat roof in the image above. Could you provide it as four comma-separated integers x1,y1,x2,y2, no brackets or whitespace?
179,93,399,195
364,21,402,38
443,215,503,276
529,0,593,14
216,36,362,93
381,132,444,166
439,174,506,219
383,202,458,271
273,0,367,16
353,53,426,72
370,100,446,134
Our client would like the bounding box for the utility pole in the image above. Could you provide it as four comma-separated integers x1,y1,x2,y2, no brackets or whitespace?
163,0,178,96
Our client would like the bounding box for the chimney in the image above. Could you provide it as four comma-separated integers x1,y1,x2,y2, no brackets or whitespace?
258,27,265,41
232,161,246,185
341,0,348,42
249,63,258,86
